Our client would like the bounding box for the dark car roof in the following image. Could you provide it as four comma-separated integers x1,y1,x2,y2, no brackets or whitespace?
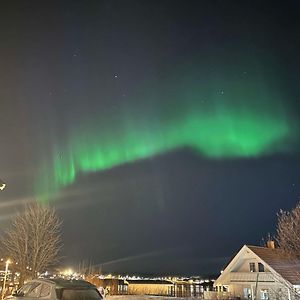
32,278,96,289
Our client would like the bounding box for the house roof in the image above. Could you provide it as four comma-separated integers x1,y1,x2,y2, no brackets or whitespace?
247,245,300,285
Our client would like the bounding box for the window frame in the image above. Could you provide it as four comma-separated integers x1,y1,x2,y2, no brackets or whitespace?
249,262,256,272
258,262,265,272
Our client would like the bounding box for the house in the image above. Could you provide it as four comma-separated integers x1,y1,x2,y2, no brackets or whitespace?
214,242,300,300
126,279,174,296
86,276,128,295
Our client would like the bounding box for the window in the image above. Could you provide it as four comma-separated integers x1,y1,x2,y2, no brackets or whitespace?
249,262,256,272
27,283,42,298
18,283,34,296
243,288,251,299
222,286,228,292
18,282,40,296
258,262,265,272
40,284,51,297
61,289,102,300
260,289,269,300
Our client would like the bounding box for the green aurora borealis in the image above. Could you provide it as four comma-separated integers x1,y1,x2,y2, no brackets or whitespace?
35,64,299,202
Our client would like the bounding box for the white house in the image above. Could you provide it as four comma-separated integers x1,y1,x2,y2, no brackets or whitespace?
214,242,300,300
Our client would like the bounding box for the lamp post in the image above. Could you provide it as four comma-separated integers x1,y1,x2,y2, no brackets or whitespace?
1,260,10,300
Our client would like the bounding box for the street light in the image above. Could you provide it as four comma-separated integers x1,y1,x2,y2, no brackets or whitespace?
1,260,10,300
0,179,6,191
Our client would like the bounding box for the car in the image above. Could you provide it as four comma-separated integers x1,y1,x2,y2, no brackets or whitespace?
6,278,103,300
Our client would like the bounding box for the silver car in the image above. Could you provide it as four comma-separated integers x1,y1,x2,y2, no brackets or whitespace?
6,278,103,300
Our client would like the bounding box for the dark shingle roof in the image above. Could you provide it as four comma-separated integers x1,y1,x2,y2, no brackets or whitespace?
248,245,300,285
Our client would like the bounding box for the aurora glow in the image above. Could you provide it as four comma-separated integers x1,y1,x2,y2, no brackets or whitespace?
36,96,297,202
35,60,299,202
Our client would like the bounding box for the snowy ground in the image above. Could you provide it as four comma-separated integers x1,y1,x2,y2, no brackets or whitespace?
107,296,196,300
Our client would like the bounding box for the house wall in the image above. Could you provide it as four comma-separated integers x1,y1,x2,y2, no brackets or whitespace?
230,251,269,273
127,283,172,295
235,258,270,273
228,282,291,300
214,246,300,300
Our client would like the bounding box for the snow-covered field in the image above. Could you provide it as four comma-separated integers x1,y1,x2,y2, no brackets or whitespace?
107,296,195,300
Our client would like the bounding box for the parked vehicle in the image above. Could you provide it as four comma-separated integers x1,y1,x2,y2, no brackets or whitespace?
6,278,103,300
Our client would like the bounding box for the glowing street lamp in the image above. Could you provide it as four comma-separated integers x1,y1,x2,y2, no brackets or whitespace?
1,260,10,300
0,180,5,191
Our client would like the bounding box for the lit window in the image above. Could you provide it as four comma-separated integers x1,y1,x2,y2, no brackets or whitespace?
243,288,251,298
249,262,256,272
260,289,269,300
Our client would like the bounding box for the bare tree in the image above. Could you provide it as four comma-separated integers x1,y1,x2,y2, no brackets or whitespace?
1,202,62,285
276,201,300,259
275,202,300,299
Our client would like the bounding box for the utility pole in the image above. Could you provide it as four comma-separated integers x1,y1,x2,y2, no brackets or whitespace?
253,273,259,300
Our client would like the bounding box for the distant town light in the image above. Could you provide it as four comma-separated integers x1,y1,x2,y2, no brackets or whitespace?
64,269,73,276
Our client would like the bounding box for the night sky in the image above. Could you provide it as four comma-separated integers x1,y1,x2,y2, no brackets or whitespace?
1,1,300,276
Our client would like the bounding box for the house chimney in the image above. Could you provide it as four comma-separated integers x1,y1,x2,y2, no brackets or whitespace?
266,240,275,249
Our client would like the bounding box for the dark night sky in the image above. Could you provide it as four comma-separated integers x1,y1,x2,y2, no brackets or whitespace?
0,1,300,276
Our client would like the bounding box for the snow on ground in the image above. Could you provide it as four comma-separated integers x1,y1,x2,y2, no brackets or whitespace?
107,296,195,300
